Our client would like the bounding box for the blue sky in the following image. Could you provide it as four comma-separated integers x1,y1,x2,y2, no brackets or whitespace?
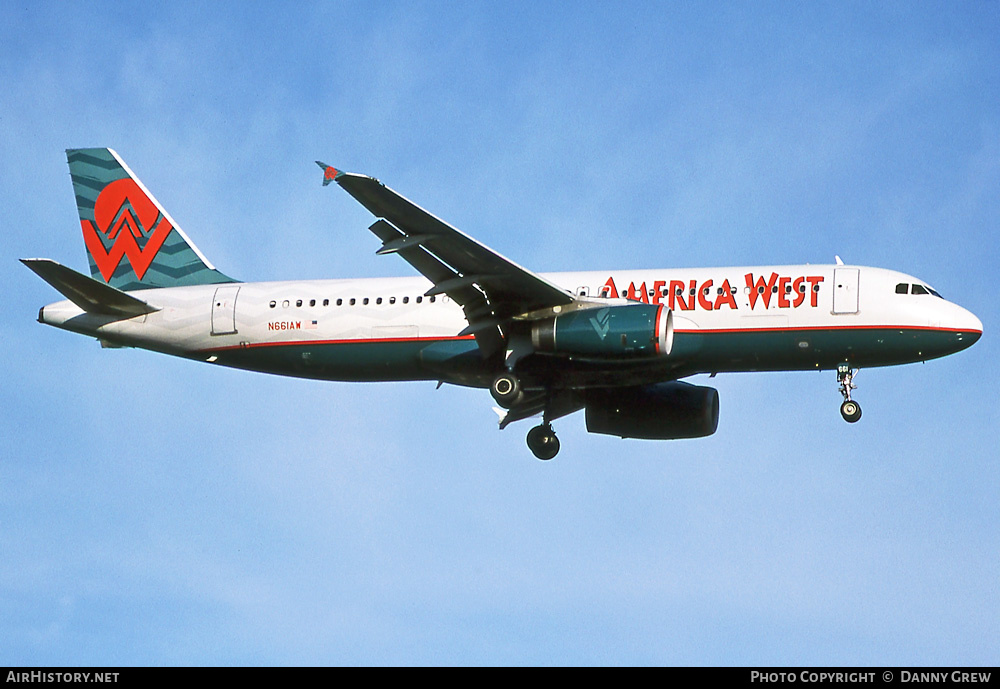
2,1,997,666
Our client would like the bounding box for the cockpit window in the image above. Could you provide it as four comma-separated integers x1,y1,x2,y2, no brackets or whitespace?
896,282,943,298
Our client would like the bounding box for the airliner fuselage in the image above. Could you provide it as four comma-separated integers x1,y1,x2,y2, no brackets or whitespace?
39,264,980,384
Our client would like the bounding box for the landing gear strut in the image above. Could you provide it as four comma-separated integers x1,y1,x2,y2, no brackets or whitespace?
526,423,560,460
837,364,862,423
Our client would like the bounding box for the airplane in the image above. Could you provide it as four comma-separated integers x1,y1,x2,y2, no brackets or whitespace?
23,148,983,460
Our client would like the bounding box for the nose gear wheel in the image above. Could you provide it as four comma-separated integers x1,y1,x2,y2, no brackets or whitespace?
837,365,862,423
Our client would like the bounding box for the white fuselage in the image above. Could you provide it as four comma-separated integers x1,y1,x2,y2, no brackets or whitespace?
38,264,983,386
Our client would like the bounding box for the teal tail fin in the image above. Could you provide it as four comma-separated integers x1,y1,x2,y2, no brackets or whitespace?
67,148,237,290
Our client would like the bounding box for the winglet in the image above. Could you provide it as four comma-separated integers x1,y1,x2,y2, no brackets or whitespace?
315,161,341,187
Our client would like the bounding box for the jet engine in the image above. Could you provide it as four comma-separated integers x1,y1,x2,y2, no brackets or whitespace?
585,381,720,439
531,303,673,358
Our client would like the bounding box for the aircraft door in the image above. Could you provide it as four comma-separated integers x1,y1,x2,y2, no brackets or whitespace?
211,285,241,335
832,268,859,314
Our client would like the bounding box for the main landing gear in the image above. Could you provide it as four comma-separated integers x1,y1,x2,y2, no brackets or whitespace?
491,371,562,460
837,364,862,423
526,423,560,460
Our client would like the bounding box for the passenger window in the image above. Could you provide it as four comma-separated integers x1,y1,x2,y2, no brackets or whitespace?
911,284,928,295
430,296,436,303
389,297,396,304
363,297,370,305
296,299,302,307
376,297,383,305
282,300,290,308
336,298,342,306
322,299,329,306
416,296,423,304
403,296,409,304
895,283,908,294
269,300,276,308
350,298,356,306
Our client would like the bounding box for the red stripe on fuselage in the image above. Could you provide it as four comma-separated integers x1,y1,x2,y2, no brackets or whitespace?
202,334,476,353
199,324,978,355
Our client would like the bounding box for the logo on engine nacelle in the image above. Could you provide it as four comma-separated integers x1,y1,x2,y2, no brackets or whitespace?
589,308,611,340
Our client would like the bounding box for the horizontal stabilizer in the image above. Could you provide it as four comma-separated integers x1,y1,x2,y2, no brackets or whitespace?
21,258,159,318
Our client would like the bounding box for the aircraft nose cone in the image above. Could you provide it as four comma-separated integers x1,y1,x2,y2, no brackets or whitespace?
947,304,982,351
958,306,982,334
968,311,983,337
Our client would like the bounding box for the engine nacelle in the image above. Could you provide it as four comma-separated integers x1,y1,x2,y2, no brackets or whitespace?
585,382,720,439
531,303,673,358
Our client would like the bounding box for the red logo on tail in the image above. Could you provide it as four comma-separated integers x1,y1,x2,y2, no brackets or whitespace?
81,178,173,281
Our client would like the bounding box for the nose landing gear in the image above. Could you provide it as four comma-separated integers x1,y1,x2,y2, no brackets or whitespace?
837,364,862,423
526,423,560,460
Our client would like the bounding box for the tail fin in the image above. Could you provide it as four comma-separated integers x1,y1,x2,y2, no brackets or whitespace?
67,148,237,291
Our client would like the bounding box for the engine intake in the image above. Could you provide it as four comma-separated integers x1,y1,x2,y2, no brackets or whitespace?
532,303,673,358
585,382,720,439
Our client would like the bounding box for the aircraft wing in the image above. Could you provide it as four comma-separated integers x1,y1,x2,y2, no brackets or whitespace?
318,163,574,355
